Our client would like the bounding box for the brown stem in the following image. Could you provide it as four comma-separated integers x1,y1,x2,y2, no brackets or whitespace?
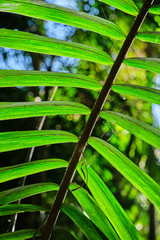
149,203,156,240
41,1,154,239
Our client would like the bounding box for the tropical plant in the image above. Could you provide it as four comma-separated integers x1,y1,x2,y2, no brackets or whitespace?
0,0,160,239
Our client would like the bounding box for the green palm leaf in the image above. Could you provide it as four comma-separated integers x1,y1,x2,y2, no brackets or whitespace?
0,159,68,183
98,0,139,16
0,70,102,90
88,137,160,210
112,84,160,105
100,111,160,149
0,29,113,65
149,5,160,15
137,32,160,44
77,164,141,240
70,184,120,240
0,229,40,240
0,0,125,40
0,183,58,205
62,203,102,240
0,130,78,152
0,101,90,120
124,58,160,73
0,204,48,216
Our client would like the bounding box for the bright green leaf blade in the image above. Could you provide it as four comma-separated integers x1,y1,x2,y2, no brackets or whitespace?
0,159,68,183
0,204,48,216
77,165,141,240
0,130,78,153
62,203,102,240
149,5,160,15
70,184,120,240
98,0,139,16
112,84,160,105
137,32,160,44
0,0,125,40
0,229,40,240
0,29,113,65
100,111,160,149
88,137,160,210
0,183,58,205
0,101,90,120
124,58,160,73
0,70,102,90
